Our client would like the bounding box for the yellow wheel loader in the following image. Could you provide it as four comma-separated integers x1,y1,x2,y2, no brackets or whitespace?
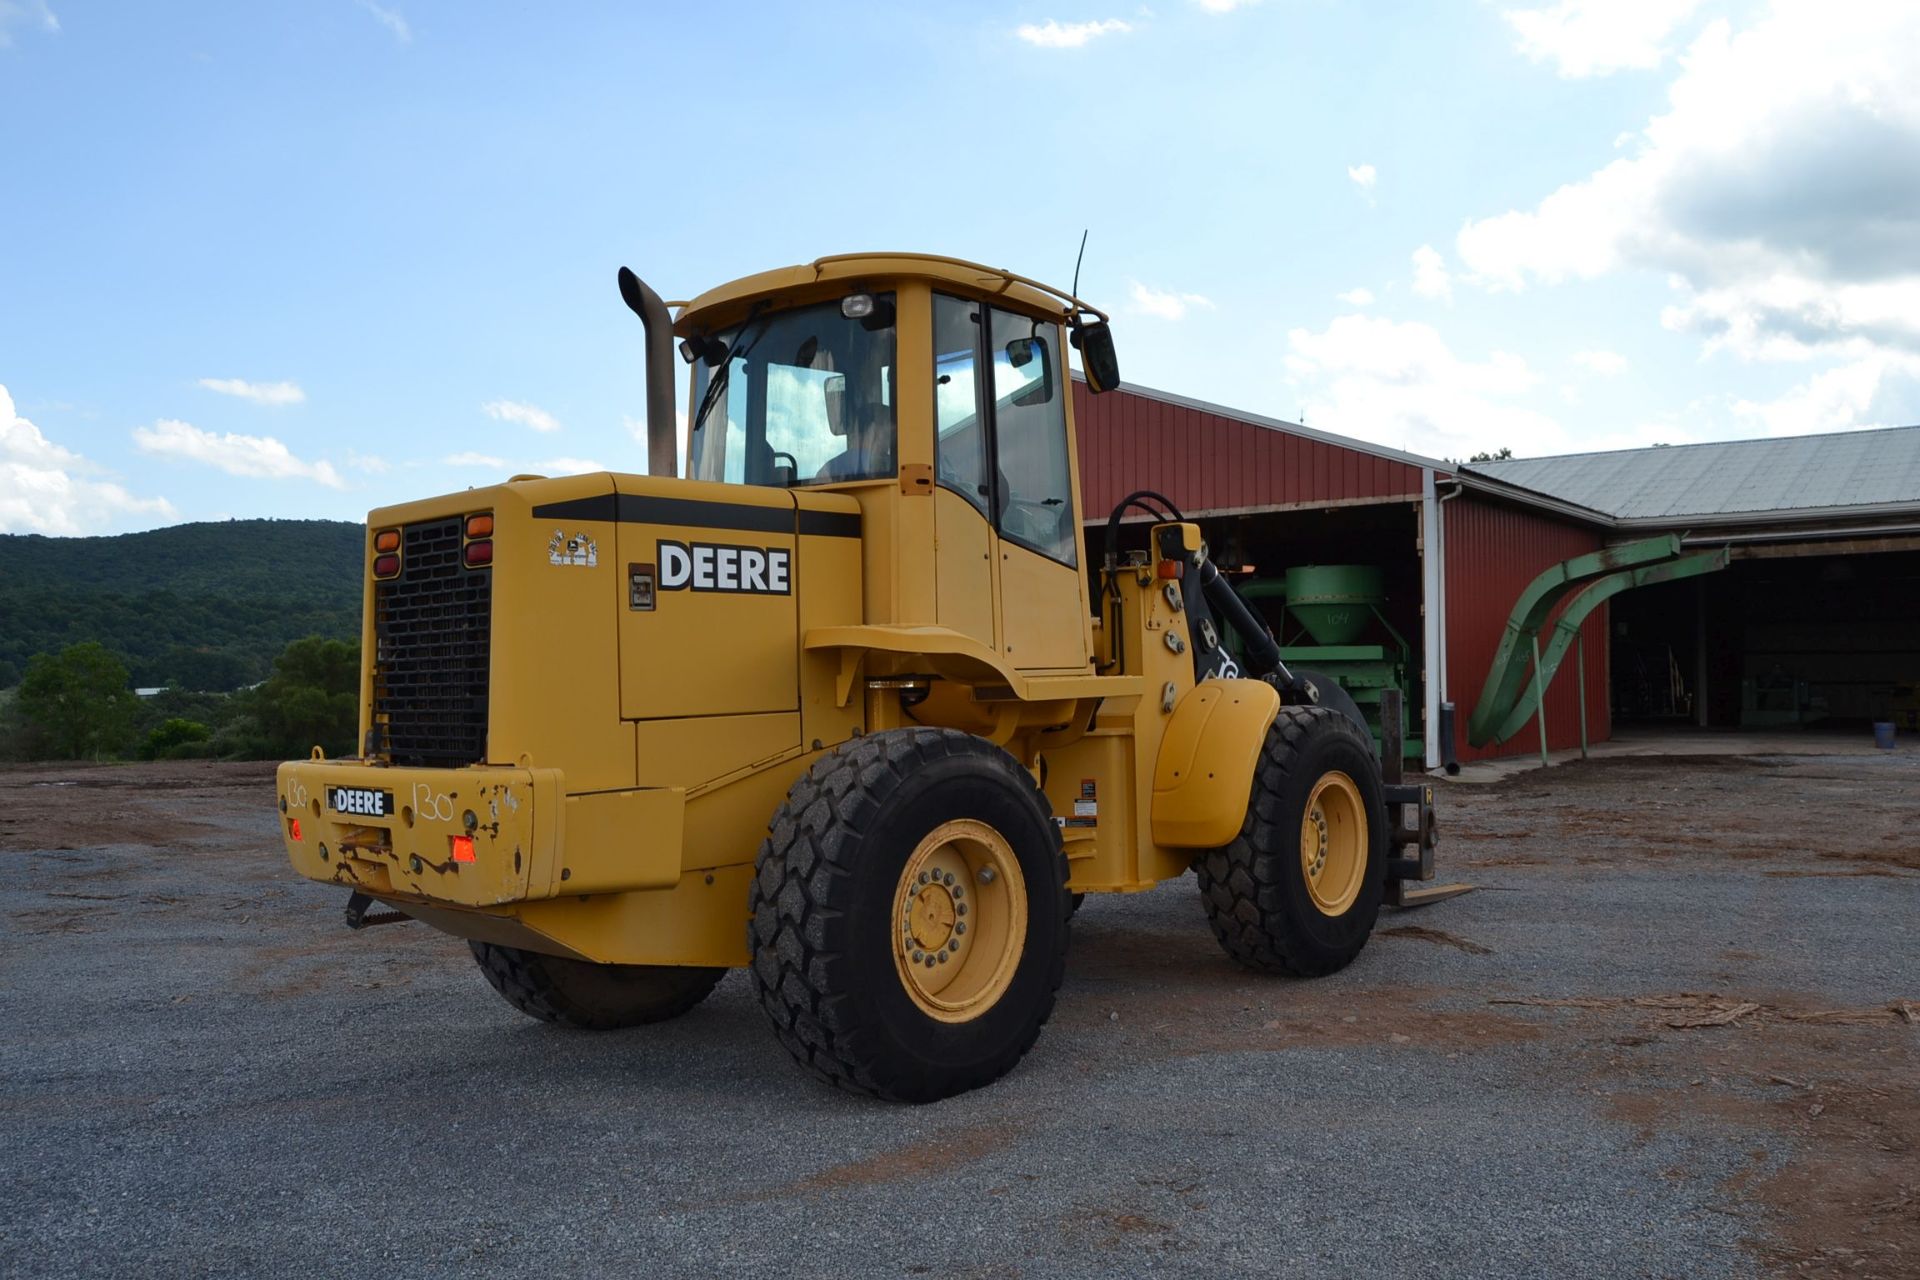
276,253,1441,1103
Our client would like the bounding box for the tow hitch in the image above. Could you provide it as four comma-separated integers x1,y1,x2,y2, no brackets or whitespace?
343,891,412,930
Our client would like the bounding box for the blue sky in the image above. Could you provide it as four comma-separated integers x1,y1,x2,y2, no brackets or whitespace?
3,0,1917,535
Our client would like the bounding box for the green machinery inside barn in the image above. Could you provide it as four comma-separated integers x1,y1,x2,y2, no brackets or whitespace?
1239,564,1424,762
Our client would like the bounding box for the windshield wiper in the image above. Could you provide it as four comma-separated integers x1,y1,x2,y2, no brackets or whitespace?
689,303,771,446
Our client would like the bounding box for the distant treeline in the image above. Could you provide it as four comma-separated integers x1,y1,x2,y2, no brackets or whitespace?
0,518,363,688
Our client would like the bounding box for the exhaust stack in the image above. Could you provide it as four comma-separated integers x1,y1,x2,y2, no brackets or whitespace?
617,266,678,477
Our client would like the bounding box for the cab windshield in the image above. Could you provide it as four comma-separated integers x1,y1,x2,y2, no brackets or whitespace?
688,294,897,487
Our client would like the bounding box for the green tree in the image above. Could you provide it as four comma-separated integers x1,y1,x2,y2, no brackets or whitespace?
140,717,212,760
16,642,138,759
232,636,361,759
1468,448,1514,463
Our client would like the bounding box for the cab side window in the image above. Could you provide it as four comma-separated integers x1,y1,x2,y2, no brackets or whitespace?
987,310,1075,566
933,294,989,515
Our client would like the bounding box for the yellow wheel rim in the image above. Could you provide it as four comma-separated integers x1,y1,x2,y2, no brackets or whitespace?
890,819,1027,1023
1300,771,1367,917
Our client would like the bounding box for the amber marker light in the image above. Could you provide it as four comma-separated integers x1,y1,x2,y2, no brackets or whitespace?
450,835,476,863
465,513,493,538
1156,559,1183,579
374,529,400,552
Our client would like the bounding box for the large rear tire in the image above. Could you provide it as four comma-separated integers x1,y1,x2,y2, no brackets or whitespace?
1194,705,1387,977
469,941,724,1030
748,728,1071,1103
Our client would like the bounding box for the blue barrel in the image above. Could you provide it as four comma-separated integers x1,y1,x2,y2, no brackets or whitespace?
1874,721,1897,749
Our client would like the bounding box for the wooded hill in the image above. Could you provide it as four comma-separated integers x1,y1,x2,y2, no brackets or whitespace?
0,519,364,689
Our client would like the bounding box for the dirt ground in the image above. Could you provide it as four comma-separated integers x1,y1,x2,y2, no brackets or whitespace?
1,749,1915,1278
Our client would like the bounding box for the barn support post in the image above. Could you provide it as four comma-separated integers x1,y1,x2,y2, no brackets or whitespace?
1532,634,1550,768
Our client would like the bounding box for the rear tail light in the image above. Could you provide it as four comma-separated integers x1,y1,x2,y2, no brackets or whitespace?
373,553,400,578
463,540,492,568
288,817,302,841
450,835,475,863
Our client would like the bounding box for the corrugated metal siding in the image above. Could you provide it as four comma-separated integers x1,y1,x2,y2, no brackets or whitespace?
1444,495,1612,763
1073,383,1425,519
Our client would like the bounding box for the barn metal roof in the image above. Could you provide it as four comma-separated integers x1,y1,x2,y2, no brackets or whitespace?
1467,425,1920,526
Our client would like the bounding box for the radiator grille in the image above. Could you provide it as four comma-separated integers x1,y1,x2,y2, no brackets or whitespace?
373,516,490,766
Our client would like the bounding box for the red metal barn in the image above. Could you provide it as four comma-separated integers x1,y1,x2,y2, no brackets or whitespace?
1073,379,1615,767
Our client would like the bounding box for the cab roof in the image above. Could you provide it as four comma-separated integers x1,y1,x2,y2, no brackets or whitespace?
673,252,1106,336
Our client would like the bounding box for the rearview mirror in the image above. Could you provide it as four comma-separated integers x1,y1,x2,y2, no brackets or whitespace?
1007,336,1054,407
1072,321,1121,394
824,374,847,436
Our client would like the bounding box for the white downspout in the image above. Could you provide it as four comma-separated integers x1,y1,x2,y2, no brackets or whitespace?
1421,468,1445,769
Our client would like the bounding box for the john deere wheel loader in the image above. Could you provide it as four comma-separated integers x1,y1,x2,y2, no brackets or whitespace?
276,253,1440,1103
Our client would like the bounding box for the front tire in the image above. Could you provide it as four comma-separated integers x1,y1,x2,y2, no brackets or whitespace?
469,941,724,1030
748,728,1070,1103
1194,705,1387,977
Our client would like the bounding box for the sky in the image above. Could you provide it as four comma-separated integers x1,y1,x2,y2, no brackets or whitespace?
3,0,1919,536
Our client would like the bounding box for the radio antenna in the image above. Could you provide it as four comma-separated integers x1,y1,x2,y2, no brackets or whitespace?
1070,229,1089,308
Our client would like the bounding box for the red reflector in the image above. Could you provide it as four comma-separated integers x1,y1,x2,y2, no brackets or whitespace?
463,540,492,567
1156,559,1182,579
466,513,494,538
450,835,476,863
374,529,400,552
289,817,302,841
374,553,400,577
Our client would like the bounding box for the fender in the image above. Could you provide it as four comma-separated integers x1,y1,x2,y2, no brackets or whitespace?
1150,678,1281,848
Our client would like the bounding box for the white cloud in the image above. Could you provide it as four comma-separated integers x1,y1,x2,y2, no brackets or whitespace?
481,399,561,433
0,384,176,535
1573,349,1628,375
444,451,506,468
1195,0,1260,11
1460,4,1920,369
1336,288,1375,307
1728,353,1920,437
1126,280,1215,321
1503,0,1705,78
1015,18,1131,48
1284,314,1561,458
132,419,344,488
1411,245,1452,302
345,450,389,473
197,377,306,406
358,0,410,43
1347,163,1377,190
0,1,58,48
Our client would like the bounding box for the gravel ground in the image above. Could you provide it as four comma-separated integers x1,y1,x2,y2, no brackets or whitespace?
2,749,1915,1279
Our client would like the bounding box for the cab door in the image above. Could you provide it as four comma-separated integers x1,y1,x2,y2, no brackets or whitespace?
931,294,999,652
984,310,1090,671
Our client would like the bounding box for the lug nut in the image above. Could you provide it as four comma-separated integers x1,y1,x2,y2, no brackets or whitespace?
918,871,929,885
942,871,954,885
913,950,925,963
957,903,968,916
978,867,996,884
955,922,966,935
953,885,964,899
924,955,936,968
937,953,948,964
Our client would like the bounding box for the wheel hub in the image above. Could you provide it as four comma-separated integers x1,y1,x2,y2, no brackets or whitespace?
906,876,960,952
890,819,1026,1022
1299,771,1367,917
